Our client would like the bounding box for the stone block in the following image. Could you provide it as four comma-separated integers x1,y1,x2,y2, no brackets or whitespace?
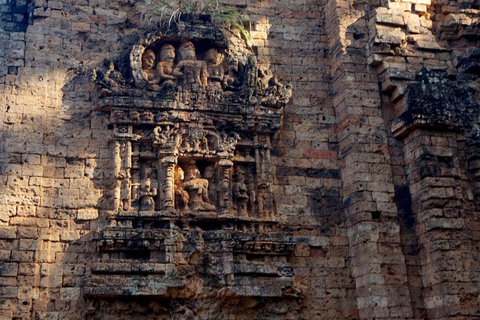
60,287,81,300
0,313,13,320
11,250,34,262
0,287,17,298
375,13,405,27
0,227,16,239
374,26,405,45
19,239,38,251
425,218,466,231
10,217,48,228
0,263,18,276
357,295,388,309
76,208,98,220
414,4,427,14
33,7,50,17
0,250,11,261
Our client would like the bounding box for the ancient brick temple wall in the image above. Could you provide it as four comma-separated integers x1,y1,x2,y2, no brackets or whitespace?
0,0,479,319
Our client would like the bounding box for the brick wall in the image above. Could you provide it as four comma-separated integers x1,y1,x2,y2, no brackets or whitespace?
0,0,479,319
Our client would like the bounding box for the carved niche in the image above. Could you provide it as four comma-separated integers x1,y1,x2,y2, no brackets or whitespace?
87,19,296,306
96,21,291,220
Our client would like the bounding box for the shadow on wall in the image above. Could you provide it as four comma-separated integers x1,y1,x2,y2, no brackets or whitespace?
0,63,110,318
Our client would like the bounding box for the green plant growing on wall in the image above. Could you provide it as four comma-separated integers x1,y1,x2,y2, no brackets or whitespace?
139,0,251,46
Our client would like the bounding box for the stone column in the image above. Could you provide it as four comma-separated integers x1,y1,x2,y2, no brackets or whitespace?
326,0,414,317
255,145,273,217
115,140,132,211
255,135,271,182
217,159,233,216
160,155,177,210
399,128,479,319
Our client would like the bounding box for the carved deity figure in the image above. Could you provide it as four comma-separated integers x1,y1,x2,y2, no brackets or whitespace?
173,41,208,86
233,167,249,217
119,170,131,211
138,178,157,211
174,166,189,211
141,49,158,85
156,44,176,88
205,48,224,86
117,142,133,211
182,164,215,211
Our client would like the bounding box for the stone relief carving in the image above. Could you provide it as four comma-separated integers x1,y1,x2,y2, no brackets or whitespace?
94,18,293,218
141,49,158,85
205,48,225,87
173,41,209,86
156,44,176,89
107,106,281,218
182,162,216,211
89,17,297,305
138,168,158,211
233,166,249,217
174,166,189,211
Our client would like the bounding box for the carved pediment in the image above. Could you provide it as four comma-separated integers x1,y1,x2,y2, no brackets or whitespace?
95,18,291,130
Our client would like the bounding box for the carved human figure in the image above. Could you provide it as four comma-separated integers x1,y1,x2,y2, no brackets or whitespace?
182,164,215,211
141,49,159,85
233,167,249,216
173,41,208,86
117,141,133,211
119,170,131,211
156,44,176,88
174,166,189,211
222,56,239,90
138,178,157,211
204,48,224,86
